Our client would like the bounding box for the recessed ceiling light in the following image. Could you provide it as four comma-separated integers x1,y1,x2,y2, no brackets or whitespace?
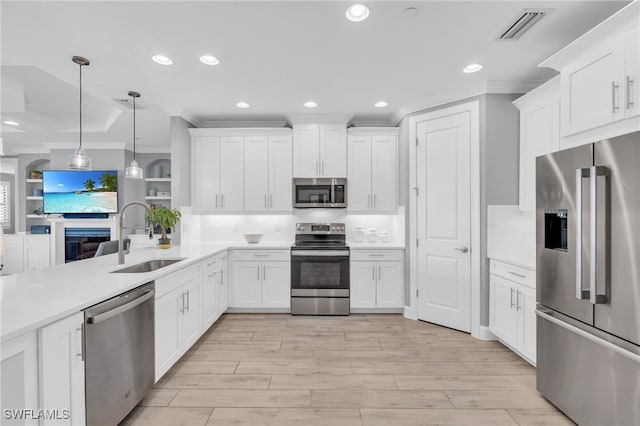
346,4,369,22
374,101,389,108
304,101,318,108
200,55,220,66
236,102,250,109
3,120,20,126
152,55,173,65
463,63,483,73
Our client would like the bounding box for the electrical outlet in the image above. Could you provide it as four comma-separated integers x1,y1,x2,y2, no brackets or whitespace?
275,223,281,232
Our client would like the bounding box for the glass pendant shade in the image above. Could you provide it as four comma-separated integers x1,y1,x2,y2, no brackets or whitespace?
68,146,92,170
125,159,143,179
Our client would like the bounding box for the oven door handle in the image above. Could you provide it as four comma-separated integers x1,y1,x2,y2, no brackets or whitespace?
291,250,350,257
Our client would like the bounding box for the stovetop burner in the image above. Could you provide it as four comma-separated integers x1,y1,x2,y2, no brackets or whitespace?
292,223,347,249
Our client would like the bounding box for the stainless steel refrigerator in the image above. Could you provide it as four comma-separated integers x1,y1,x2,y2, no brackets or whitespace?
536,131,640,426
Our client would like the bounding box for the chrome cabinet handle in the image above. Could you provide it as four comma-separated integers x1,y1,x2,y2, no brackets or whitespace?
378,265,381,281
180,293,185,314
208,272,215,278
221,194,224,208
368,194,371,208
516,290,521,311
508,271,526,279
263,265,266,280
264,194,267,208
510,288,515,309
270,194,273,209
216,194,218,209
454,247,469,253
627,76,634,109
186,290,190,312
373,194,376,209
322,160,325,175
316,161,319,176
612,81,620,113
257,265,260,280
77,325,84,361
372,266,375,281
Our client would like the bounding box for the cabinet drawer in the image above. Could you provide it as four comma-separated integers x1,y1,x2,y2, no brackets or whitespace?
202,255,218,272
155,264,201,298
350,250,404,262
490,260,535,289
233,250,290,261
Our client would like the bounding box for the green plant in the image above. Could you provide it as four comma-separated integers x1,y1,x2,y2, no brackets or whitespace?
145,207,181,240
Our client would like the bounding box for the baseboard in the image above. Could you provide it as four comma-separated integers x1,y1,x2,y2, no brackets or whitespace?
473,325,497,341
350,308,403,314
403,305,417,320
225,308,291,313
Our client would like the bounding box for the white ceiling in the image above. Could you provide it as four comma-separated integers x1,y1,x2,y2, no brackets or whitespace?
0,0,630,155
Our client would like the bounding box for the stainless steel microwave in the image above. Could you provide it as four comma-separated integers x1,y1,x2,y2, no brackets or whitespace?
293,178,347,208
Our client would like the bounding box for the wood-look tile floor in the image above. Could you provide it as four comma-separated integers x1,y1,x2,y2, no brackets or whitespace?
121,314,573,426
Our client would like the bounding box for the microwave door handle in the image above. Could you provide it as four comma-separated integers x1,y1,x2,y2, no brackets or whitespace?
576,168,590,300
590,166,609,305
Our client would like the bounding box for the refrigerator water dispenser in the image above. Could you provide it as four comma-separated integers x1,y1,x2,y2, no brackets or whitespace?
544,209,568,251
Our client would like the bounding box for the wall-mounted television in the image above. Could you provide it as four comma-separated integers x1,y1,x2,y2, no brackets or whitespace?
43,170,119,214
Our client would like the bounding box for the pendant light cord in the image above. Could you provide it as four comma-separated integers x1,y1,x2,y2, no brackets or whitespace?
132,95,136,160
79,62,83,149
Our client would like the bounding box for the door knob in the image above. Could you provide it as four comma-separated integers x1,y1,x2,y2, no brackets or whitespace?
454,247,469,253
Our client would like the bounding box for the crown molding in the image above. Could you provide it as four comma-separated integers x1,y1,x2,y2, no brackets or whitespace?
287,113,351,125
391,80,543,125
9,146,51,155
189,127,292,137
136,145,171,154
198,120,290,128
42,142,127,150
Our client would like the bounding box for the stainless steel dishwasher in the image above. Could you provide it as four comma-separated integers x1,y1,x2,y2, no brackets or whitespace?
84,282,155,425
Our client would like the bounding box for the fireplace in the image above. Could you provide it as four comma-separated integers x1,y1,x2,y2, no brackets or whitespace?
64,228,111,263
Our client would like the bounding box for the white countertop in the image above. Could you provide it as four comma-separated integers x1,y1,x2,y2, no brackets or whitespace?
348,243,405,249
489,255,536,270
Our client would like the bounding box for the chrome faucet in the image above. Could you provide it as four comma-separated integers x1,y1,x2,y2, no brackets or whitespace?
118,201,151,265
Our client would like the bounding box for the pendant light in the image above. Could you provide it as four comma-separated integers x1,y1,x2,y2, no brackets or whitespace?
68,56,92,170
125,91,143,179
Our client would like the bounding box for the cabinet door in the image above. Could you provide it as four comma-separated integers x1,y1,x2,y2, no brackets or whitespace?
202,268,218,328
320,124,347,177
155,289,181,381
293,125,320,177
191,136,220,212
38,312,85,426
371,135,397,212
561,37,626,136
269,136,293,212
231,261,262,307
217,254,228,315
219,136,244,211
347,136,372,212
244,136,269,212
181,276,203,349
261,261,291,308
376,262,404,308
2,235,24,274
1,332,39,426
517,285,537,364
350,262,376,308
24,236,50,271
625,26,639,119
489,275,518,347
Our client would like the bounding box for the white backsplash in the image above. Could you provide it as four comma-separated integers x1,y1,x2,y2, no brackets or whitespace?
180,207,405,245
487,205,535,266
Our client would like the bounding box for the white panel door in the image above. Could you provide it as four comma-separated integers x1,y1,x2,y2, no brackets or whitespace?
371,135,397,212
181,276,203,349
219,136,244,211
376,262,404,308
561,37,625,136
38,312,85,426
269,136,293,211
350,262,376,308
347,136,372,212
517,285,537,363
231,261,262,307
320,125,347,177
261,262,290,308
489,275,517,346
416,112,471,332
191,136,220,212
154,289,181,381
244,136,269,212
293,125,320,177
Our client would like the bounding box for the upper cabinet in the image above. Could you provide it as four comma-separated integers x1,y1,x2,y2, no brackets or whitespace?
513,77,561,212
540,2,639,144
190,128,292,213
347,128,399,213
293,124,347,177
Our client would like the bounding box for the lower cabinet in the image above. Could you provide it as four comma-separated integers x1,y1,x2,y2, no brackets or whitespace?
38,312,85,426
155,273,203,381
489,260,536,364
1,331,39,426
350,250,404,310
217,252,228,316
0,235,51,274
230,250,290,309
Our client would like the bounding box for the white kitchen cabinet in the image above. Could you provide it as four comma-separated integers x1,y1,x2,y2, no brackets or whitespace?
540,3,639,141
293,123,347,177
244,135,292,212
350,249,404,310
347,128,398,212
230,250,290,309
2,234,25,274
190,135,244,212
24,235,51,271
180,276,202,349
1,331,39,426
202,255,219,329
38,312,85,426
513,77,561,212
489,259,536,365
217,252,228,316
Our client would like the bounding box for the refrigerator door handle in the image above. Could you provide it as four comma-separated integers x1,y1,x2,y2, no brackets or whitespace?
576,168,591,300
590,165,609,305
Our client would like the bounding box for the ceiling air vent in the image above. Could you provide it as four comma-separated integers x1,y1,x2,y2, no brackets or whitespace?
498,8,550,40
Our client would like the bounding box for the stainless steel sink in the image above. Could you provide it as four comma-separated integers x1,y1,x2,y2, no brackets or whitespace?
111,258,186,273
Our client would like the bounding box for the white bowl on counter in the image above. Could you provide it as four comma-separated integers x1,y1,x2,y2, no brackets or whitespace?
243,233,264,244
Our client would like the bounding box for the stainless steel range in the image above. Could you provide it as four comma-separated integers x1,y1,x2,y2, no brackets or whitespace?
291,223,350,315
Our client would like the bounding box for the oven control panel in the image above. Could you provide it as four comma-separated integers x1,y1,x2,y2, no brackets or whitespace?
296,223,345,235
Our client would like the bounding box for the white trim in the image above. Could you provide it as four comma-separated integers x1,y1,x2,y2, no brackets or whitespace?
10,146,51,154
198,120,290,129
347,127,399,136
287,114,351,124
403,305,417,320
189,127,292,137
41,142,127,150
135,145,171,154
475,326,497,341
408,100,482,338
392,80,538,125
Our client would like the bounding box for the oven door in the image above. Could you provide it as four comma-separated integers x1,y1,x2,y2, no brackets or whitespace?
291,249,350,297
